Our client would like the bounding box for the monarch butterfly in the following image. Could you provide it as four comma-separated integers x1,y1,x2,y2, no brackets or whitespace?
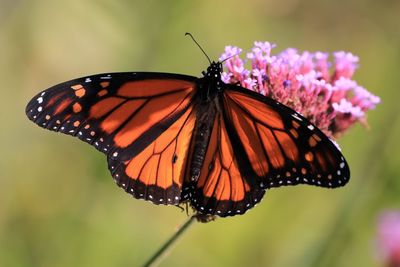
25,35,350,217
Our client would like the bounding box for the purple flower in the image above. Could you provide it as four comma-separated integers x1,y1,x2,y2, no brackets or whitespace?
220,46,250,85
314,52,330,81
377,211,400,266
220,41,380,138
333,51,359,79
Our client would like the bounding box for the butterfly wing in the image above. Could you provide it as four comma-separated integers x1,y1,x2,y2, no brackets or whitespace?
107,106,196,205
188,111,265,217
26,72,198,204
222,84,350,190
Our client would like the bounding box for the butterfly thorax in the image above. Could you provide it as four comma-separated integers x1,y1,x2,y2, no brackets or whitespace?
205,61,222,80
197,61,224,103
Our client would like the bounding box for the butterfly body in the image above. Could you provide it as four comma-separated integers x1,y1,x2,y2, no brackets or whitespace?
190,61,224,181
26,61,350,217
189,98,216,179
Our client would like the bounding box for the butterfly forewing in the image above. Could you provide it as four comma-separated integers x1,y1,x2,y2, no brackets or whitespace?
26,73,196,157
222,84,350,190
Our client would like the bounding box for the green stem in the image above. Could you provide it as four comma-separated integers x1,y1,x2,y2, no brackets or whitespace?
143,215,197,267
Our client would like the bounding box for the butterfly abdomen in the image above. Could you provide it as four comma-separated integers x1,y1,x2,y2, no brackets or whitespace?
190,102,217,181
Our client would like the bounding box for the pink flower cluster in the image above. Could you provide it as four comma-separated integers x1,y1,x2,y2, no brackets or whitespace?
377,211,400,266
220,42,380,138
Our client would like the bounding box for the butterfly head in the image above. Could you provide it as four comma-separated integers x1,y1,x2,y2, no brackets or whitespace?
205,61,223,80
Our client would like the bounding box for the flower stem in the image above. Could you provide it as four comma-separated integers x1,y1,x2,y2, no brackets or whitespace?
143,215,197,267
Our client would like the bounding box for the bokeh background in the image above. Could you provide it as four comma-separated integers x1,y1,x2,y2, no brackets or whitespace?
1,0,399,266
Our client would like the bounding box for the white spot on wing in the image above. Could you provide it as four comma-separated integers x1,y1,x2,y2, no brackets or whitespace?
292,113,302,121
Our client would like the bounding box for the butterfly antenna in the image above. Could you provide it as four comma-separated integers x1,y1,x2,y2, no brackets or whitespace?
185,32,211,64
220,51,242,63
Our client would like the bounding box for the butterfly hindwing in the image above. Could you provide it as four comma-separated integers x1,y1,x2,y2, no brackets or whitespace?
107,106,197,205
222,84,350,190
188,112,265,217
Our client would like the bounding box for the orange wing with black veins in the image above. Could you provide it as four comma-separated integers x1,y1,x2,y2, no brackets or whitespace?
188,113,265,217
26,72,198,204
222,85,350,190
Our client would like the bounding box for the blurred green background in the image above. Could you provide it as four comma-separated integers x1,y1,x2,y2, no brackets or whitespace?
1,0,399,266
